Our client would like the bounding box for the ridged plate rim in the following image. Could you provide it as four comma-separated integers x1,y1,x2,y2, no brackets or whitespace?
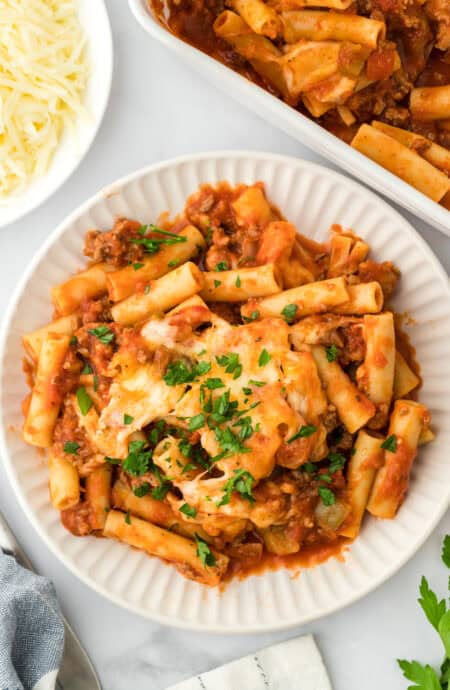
1,151,449,633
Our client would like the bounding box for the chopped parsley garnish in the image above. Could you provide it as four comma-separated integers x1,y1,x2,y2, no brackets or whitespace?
442,535,450,568
93,375,99,392
180,503,197,518
217,469,255,507
69,335,78,346
125,510,131,525
144,285,151,294
214,279,222,288
243,310,260,323
326,344,339,362
133,482,151,498
281,304,298,323
195,534,216,568
258,349,271,367
81,363,92,375
168,259,180,268
214,426,251,458
248,379,265,387
150,466,171,500
216,353,242,379
88,326,115,345
133,262,144,270
318,486,336,506
235,275,241,288
328,452,346,473
76,386,93,416
287,424,317,444
122,440,152,477
163,359,211,386
63,441,79,454
131,225,187,255
302,462,317,474
242,387,252,396
189,413,206,431
203,377,225,390
105,456,121,465
215,261,228,272
123,413,134,425
381,434,397,452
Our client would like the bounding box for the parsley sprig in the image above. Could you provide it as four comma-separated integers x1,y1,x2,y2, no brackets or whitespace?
131,224,187,255
195,534,216,568
216,469,255,507
397,535,450,689
88,326,115,345
163,359,211,386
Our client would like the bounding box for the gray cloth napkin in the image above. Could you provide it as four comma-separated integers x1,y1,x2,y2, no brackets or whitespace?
0,552,64,690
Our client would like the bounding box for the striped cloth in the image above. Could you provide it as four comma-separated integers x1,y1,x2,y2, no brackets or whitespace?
167,635,332,690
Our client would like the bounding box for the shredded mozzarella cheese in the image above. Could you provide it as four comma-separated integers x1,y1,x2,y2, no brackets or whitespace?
0,0,89,197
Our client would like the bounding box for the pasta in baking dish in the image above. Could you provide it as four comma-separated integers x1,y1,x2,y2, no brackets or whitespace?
150,0,450,208
22,182,433,586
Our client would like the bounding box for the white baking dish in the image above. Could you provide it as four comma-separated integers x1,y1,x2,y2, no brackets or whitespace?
129,0,450,236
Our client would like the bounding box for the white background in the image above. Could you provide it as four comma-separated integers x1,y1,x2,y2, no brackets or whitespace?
1,1,449,688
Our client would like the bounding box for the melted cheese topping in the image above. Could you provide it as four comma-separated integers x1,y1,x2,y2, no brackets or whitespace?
0,0,89,197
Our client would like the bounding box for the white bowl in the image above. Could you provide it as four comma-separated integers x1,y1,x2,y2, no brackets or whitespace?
1,152,450,633
129,0,450,237
0,0,113,229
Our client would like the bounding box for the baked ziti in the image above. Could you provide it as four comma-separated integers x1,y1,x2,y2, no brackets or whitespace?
150,0,450,208
22,182,432,586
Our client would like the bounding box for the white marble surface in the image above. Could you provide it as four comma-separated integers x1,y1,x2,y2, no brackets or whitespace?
0,1,449,688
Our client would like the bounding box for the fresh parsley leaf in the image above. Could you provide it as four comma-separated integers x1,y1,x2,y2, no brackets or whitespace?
242,387,252,396
381,434,397,452
131,225,187,255
133,482,151,498
180,503,197,518
189,413,205,431
243,310,260,323
438,611,450,659
63,441,79,454
133,262,144,270
144,285,150,294
442,535,450,569
195,533,216,568
168,259,180,268
214,279,221,288
235,275,241,288
318,486,336,506
418,576,447,631
217,469,255,507
248,379,265,387
397,659,442,690
76,386,93,416
81,363,92,375
105,456,121,465
204,377,225,390
123,413,134,425
258,349,271,367
287,424,317,444
125,511,131,525
215,261,228,272
326,344,339,362
303,462,317,474
281,303,298,323
123,440,152,476
93,374,99,392
214,426,250,457
163,359,211,386
69,335,78,346
88,326,115,345
328,451,346,473
216,353,241,378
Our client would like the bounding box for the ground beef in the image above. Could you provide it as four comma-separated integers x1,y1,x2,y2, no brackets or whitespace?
84,218,144,267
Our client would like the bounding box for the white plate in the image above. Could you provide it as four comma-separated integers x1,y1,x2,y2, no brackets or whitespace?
129,0,450,237
1,152,450,633
0,1,113,229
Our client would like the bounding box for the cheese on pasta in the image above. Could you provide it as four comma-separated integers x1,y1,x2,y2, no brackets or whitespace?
0,0,89,197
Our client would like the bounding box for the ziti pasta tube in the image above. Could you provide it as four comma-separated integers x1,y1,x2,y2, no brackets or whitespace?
357,313,395,425
104,510,228,586
276,0,353,8
201,264,282,302
351,124,450,203
106,225,205,302
23,313,79,361
340,430,383,539
371,121,450,175
51,263,113,316
48,447,80,511
282,11,385,48
393,351,420,399
111,261,205,325
410,85,450,122
367,400,428,518
23,333,70,448
228,0,281,38
242,276,349,321
332,281,383,315
311,345,376,433
86,465,112,530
